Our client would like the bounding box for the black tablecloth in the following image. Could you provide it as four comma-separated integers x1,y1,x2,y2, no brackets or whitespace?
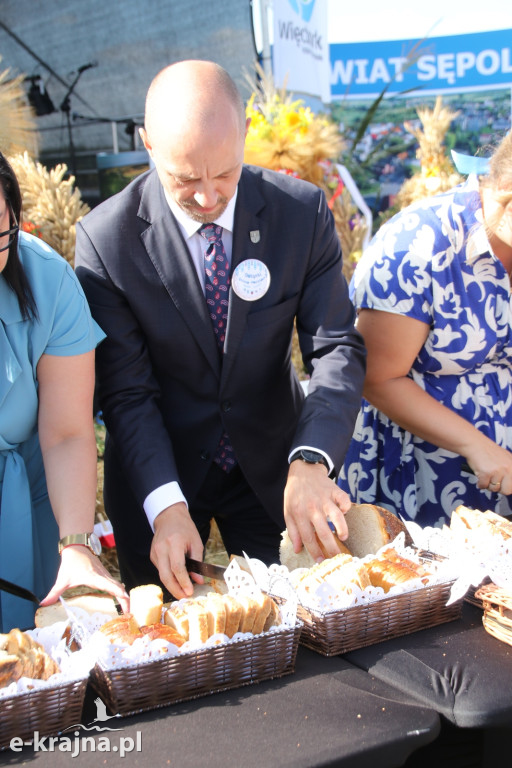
345,602,512,729
0,648,440,768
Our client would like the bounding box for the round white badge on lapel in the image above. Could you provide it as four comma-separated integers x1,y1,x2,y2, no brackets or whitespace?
232,259,270,301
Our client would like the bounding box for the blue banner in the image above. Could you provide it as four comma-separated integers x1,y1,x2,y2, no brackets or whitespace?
330,29,512,99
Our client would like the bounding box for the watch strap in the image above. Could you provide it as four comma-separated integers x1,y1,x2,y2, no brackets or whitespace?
290,449,330,470
58,533,100,555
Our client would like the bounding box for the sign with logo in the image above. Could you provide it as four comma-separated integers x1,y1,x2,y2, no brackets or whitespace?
9,696,142,758
273,0,330,102
330,29,512,99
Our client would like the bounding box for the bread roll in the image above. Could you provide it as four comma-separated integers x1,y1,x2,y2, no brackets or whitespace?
129,584,163,627
139,623,185,646
98,614,141,645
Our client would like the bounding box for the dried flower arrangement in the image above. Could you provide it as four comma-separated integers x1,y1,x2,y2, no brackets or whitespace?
244,66,367,282
9,152,89,266
0,60,89,267
395,96,462,209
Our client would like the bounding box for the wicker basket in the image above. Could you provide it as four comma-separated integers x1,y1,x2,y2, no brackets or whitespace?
0,677,88,751
464,578,491,609
296,579,461,656
89,623,302,717
475,583,512,647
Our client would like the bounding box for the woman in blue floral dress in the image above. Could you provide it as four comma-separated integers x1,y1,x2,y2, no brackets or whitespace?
339,134,512,528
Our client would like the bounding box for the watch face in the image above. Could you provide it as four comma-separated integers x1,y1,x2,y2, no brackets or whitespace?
301,450,324,463
89,532,102,556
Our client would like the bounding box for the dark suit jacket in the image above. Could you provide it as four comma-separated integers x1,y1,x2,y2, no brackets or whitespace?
75,165,366,528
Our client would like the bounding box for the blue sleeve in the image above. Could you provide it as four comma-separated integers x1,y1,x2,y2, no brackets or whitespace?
351,207,435,325
44,263,106,356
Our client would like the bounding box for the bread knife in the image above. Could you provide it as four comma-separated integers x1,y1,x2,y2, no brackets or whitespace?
0,576,40,604
185,556,227,580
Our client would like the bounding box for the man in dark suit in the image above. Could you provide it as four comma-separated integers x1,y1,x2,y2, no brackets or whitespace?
75,60,366,599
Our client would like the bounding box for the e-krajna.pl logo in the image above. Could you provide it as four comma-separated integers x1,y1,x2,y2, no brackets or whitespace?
9,696,142,758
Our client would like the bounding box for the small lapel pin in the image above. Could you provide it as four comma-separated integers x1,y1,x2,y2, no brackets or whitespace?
249,230,260,244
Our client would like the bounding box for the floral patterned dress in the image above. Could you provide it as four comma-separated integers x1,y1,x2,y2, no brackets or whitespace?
338,176,512,528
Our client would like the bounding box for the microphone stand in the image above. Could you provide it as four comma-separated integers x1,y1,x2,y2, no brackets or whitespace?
59,66,89,179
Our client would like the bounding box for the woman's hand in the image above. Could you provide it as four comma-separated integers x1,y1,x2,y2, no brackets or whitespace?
39,545,130,613
464,438,512,497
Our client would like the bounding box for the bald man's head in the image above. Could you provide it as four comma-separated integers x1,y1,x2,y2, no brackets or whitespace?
144,60,246,147
140,60,249,223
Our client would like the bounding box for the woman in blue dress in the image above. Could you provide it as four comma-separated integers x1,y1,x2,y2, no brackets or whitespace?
339,133,512,528
0,152,128,631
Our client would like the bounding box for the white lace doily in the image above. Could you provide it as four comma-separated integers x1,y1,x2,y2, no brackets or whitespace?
0,620,94,700
403,521,512,604
71,559,298,671
245,534,459,614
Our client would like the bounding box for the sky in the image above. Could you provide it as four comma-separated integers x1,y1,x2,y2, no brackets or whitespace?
253,0,511,45
328,0,511,42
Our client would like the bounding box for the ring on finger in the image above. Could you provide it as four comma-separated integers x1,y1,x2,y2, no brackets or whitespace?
488,480,501,491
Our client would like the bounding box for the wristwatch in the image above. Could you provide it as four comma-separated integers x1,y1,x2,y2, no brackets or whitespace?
290,449,330,471
58,532,102,556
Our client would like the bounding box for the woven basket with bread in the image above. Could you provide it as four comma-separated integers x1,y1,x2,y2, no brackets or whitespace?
34,572,301,717
448,506,512,608
0,625,89,751
277,504,461,656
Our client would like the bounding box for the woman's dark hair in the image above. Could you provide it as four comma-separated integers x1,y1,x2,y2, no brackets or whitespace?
0,152,37,319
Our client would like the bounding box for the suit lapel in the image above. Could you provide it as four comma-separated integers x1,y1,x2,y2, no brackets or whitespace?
222,169,266,385
138,174,221,376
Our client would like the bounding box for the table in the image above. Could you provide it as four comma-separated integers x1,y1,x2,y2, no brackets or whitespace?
345,602,512,768
0,648,440,768
345,602,512,728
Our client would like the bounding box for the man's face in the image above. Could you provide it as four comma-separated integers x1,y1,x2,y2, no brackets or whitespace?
142,114,249,224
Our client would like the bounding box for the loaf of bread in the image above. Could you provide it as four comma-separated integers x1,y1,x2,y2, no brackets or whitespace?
35,592,120,628
365,550,430,593
279,504,411,571
164,591,281,642
343,504,412,558
450,505,512,543
0,628,60,687
279,529,352,571
129,584,163,627
294,553,371,596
